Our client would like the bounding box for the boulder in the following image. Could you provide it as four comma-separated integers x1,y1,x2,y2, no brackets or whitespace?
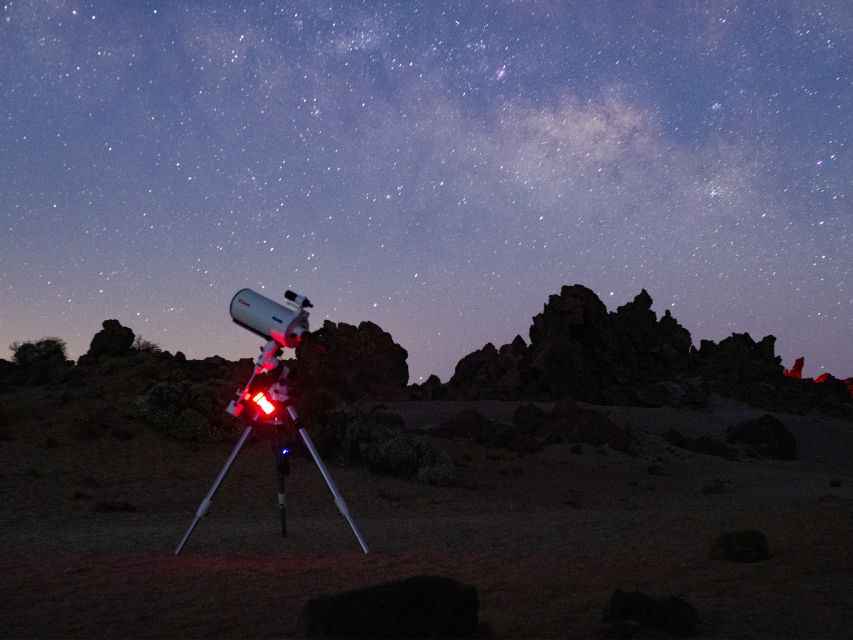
603,588,698,637
294,575,479,639
86,320,135,359
711,530,770,562
726,414,796,460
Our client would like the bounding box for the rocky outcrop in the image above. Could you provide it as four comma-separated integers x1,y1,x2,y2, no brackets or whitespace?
446,335,527,399
85,320,135,360
694,333,783,400
295,575,480,639
294,320,409,405
440,285,852,416
446,286,697,405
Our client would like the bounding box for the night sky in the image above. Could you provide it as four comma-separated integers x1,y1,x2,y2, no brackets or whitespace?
1,1,850,382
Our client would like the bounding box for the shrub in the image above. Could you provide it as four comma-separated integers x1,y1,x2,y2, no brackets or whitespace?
9,338,68,365
325,410,458,485
8,337,71,385
132,336,162,353
135,380,241,442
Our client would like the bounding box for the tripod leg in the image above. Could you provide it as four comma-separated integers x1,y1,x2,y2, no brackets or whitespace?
298,427,369,554
175,425,253,555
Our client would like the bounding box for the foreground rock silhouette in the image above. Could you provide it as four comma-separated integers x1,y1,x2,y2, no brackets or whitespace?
711,531,771,563
294,575,480,639
602,588,698,637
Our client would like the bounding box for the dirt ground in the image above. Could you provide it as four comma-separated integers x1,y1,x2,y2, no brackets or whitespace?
1,396,852,638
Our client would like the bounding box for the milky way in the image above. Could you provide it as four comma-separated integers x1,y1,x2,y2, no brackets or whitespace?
1,1,850,381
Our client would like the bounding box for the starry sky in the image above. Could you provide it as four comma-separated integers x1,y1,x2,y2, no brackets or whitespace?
1,1,850,382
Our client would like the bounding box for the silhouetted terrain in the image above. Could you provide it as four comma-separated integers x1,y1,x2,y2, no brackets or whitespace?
1,285,851,638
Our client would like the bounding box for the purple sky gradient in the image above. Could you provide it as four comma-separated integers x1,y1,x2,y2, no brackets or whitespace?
1,1,850,381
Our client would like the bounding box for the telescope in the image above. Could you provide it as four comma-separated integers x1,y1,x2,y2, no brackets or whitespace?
229,288,311,348
175,289,369,555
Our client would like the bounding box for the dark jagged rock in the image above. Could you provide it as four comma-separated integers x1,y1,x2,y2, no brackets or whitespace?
603,588,698,637
408,374,447,400
294,575,479,639
726,414,796,460
444,286,699,405
294,320,409,406
447,336,527,399
695,333,783,400
711,530,770,562
85,319,135,360
436,284,852,416
525,284,614,400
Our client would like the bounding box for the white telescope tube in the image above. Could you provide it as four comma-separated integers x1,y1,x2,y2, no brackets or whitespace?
229,288,309,348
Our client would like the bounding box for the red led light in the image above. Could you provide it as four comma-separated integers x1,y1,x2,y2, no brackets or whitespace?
252,391,276,416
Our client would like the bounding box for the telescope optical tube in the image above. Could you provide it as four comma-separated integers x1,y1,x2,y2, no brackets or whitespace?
229,288,310,348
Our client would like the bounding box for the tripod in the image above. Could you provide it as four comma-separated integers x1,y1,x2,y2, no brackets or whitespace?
174,342,369,556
